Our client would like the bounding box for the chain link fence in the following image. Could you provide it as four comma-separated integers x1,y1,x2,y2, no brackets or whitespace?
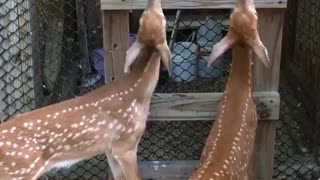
1,0,319,179
277,0,320,179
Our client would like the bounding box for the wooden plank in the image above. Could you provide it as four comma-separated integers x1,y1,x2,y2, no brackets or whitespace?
110,11,129,81
101,0,287,10
138,158,316,179
254,120,277,180
109,160,197,180
254,9,284,92
0,0,35,122
140,160,197,179
252,9,285,180
103,11,129,83
103,11,113,83
103,12,129,178
149,92,280,121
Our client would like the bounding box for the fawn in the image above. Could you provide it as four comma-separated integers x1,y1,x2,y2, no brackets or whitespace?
124,0,171,76
0,48,166,180
0,0,172,179
189,0,270,179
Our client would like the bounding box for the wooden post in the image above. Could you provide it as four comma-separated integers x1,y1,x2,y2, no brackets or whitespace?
102,10,130,180
102,11,129,83
0,0,35,122
253,9,285,180
149,92,280,121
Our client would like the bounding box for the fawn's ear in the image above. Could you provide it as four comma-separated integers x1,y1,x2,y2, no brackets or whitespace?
207,30,237,67
252,39,271,69
156,42,172,76
124,41,143,73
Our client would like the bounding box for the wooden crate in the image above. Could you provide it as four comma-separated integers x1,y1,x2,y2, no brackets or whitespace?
100,0,287,179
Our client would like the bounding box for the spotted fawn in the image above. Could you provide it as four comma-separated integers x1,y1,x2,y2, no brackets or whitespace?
0,49,165,180
189,0,270,179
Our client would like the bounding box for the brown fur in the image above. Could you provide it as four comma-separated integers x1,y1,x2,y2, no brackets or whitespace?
189,46,258,180
124,0,171,76
0,49,161,180
137,11,165,47
207,0,270,68
189,0,270,179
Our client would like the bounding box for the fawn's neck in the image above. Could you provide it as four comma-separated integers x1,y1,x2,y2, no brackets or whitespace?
85,50,160,111
126,50,161,102
147,0,162,12
225,45,253,97
237,0,255,9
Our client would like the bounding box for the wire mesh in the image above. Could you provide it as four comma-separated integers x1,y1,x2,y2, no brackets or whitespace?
156,11,231,93
276,0,320,179
0,0,319,179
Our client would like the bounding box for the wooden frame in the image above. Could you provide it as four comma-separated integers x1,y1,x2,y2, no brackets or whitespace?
101,1,286,179
150,92,280,121
101,0,287,10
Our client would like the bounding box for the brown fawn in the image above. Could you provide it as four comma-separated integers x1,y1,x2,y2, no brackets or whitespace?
0,47,168,179
124,0,171,76
189,0,270,179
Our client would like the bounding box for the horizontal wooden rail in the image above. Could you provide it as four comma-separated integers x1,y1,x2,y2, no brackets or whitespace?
140,160,197,179
149,92,280,121
138,159,315,180
101,0,287,10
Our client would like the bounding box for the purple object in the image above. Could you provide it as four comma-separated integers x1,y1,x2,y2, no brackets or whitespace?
91,34,137,77
92,48,105,77
129,34,137,46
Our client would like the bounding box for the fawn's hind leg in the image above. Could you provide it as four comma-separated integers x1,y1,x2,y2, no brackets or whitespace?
107,154,126,180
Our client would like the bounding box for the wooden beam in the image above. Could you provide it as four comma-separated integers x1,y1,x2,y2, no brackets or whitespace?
252,9,285,180
101,0,287,10
102,11,113,84
140,160,197,179
254,9,284,92
103,10,129,83
103,11,130,178
138,158,317,179
149,92,280,121
254,120,277,180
